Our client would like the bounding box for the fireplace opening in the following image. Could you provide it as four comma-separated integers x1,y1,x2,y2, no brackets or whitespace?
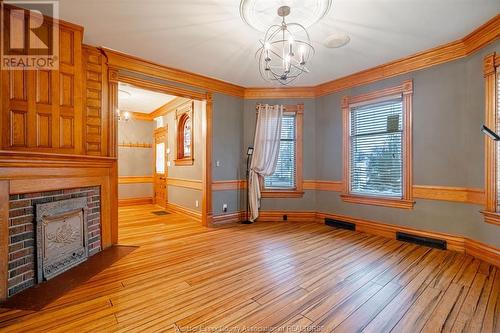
36,197,89,282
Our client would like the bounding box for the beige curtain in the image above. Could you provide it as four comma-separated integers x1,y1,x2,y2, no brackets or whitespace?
249,104,283,222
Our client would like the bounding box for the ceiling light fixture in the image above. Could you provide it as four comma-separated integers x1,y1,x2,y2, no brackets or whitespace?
257,6,314,85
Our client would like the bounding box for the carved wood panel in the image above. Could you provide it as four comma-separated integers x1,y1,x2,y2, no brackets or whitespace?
1,7,83,154
82,46,107,156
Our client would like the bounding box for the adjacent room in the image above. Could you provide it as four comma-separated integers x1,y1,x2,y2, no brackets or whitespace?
0,0,499,332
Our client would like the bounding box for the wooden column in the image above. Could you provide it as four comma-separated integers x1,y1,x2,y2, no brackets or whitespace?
202,93,213,226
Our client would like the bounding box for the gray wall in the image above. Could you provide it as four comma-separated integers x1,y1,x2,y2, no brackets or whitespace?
314,41,500,247
156,100,204,212
212,93,244,215
118,119,155,199
210,41,500,248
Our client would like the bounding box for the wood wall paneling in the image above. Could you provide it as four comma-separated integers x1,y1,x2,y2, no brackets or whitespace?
83,45,108,156
1,8,84,154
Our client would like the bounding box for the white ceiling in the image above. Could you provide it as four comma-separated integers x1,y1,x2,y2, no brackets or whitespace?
118,83,176,113
59,0,500,87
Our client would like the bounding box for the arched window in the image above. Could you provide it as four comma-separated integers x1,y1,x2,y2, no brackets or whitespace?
175,101,194,166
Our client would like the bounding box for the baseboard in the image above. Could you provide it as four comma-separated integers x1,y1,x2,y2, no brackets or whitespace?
166,202,202,221
464,238,500,267
257,211,317,222
212,212,245,225
211,209,500,267
118,197,153,207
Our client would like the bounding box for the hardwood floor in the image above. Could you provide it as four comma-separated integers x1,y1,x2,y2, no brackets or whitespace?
0,204,499,332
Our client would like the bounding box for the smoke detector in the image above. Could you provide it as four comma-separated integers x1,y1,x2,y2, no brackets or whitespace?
324,32,350,48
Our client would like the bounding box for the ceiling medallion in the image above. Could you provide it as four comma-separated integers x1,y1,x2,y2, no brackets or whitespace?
257,6,315,85
240,0,333,32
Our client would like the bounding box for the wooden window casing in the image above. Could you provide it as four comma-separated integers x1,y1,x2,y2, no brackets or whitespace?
261,104,304,198
482,52,500,226
175,101,194,166
341,80,414,209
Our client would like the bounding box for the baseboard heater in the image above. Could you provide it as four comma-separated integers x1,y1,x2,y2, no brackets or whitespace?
325,218,356,231
396,232,447,250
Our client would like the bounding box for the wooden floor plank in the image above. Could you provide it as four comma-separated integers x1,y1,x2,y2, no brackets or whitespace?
0,204,496,333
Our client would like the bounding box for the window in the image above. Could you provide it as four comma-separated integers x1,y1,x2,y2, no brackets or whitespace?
155,142,165,174
265,114,296,189
342,80,414,209
262,105,303,198
483,52,500,225
350,99,403,197
175,101,194,166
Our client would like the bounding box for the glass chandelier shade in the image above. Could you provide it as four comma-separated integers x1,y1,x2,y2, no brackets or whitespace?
257,6,315,85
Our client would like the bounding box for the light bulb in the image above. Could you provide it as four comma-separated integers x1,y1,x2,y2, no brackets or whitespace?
264,42,271,62
299,45,306,65
288,36,294,56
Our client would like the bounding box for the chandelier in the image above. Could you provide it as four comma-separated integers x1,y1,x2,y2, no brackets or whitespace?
257,6,314,85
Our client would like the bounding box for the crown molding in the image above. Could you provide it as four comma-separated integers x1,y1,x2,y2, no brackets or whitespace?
244,13,500,99
101,48,245,98
96,15,498,100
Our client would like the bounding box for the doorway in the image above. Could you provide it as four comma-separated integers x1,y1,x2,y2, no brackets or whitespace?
114,77,210,238
154,127,167,207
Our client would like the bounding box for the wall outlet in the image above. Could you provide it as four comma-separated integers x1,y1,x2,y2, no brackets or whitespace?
167,161,171,167
216,160,221,167
195,200,199,208
222,204,228,213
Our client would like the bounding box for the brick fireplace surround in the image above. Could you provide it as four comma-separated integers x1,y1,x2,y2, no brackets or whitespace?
7,187,102,297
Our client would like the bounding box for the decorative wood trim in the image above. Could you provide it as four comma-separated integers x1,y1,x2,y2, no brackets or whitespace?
211,212,245,226
261,191,305,198
150,97,191,120
244,87,316,99
481,211,500,226
0,150,116,169
212,180,248,191
465,238,500,267
342,80,414,209
211,209,499,266
242,14,499,99
256,211,317,223
314,14,500,97
413,185,485,205
260,104,304,198
484,52,499,217
129,112,154,122
166,202,202,221
211,179,485,205
118,143,152,149
118,176,153,184
118,197,153,207
316,212,464,250
115,73,207,101
0,181,9,301
175,101,194,166
166,177,202,190
304,180,343,191
340,194,415,209
102,48,245,97
202,93,213,226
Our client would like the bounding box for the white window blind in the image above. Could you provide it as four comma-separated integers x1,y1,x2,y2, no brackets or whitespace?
265,114,296,189
496,68,500,211
350,98,403,197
